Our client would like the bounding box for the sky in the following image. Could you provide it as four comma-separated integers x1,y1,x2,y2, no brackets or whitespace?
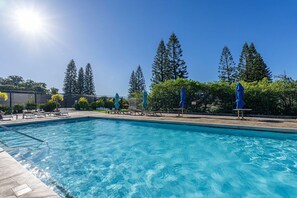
0,0,297,96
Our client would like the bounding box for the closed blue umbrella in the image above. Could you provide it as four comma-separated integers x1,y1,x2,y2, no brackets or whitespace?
114,93,119,110
236,83,245,109
143,90,148,109
179,87,186,115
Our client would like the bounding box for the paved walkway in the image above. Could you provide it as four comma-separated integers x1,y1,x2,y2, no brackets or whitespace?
0,150,58,198
1,110,297,197
80,111,297,132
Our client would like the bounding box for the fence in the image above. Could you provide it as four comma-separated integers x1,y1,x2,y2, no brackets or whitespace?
0,90,101,108
0,91,50,108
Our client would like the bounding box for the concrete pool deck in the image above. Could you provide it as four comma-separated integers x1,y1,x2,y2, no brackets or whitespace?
1,110,297,197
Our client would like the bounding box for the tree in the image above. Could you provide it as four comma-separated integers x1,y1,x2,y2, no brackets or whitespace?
49,87,59,94
128,70,137,97
218,46,236,83
0,92,8,101
151,40,170,85
1,75,24,86
275,71,294,83
77,67,84,94
135,65,146,92
253,53,272,82
237,42,249,81
244,43,272,82
63,59,77,95
167,33,188,79
84,63,95,95
51,94,64,110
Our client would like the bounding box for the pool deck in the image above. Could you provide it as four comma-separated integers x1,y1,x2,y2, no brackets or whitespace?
1,110,297,197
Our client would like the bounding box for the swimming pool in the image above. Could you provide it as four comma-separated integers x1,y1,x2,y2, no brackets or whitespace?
1,118,297,197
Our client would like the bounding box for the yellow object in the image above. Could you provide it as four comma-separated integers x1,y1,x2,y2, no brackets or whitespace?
51,94,64,102
0,92,8,101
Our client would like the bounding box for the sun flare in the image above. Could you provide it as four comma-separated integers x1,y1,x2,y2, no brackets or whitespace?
13,8,45,35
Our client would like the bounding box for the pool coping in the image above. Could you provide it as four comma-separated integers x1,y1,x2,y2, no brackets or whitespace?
1,114,297,134
0,150,58,198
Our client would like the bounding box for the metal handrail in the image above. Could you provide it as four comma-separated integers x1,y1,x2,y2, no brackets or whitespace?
0,125,45,143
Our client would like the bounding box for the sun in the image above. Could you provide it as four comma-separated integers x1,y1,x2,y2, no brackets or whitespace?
13,8,45,35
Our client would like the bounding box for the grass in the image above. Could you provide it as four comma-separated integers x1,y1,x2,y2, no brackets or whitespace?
93,110,107,113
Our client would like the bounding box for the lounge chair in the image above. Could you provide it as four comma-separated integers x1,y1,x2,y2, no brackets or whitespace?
51,110,69,117
0,114,13,121
129,108,144,116
33,110,46,118
22,110,36,119
145,110,162,117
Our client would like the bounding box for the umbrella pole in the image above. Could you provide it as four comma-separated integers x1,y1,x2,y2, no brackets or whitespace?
182,105,184,116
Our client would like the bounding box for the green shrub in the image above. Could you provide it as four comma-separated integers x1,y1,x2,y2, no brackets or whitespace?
104,99,114,109
95,99,105,108
13,104,24,113
74,103,80,110
25,101,37,110
0,105,12,114
149,78,297,115
40,100,60,112
77,97,89,110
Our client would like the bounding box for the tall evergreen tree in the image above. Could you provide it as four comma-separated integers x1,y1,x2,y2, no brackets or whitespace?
253,53,272,81
128,66,146,97
63,59,77,95
218,46,236,83
151,40,170,85
237,42,249,81
135,65,146,92
77,67,84,94
167,33,188,79
128,70,137,97
244,43,272,82
84,63,95,95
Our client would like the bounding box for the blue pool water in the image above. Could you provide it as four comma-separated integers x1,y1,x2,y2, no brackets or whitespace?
1,118,297,197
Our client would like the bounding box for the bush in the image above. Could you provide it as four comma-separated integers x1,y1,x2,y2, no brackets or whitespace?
149,78,297,115
77,97,89,110
25,101,37,110
0,105,12,114
13,104,24,113
104,99,114,109
40,100,60,112
95,99,105,108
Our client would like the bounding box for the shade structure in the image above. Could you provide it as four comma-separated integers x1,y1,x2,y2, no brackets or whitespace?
236,83,245,109
179,87,186,109
114,93,119,110
143,90,148,109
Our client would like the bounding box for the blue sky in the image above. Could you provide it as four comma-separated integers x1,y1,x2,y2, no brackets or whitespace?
0,0,297,96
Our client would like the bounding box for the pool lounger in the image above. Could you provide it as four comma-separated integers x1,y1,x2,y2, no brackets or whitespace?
0,114,13,121
51,111,69,117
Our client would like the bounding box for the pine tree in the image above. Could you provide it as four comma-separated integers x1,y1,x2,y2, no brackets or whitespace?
151,40,170,85
253,53,272,82
167,33,188,79
244,43,272,82
128,70,137,97
77,67,84,94
237,42,249,81
135,65,146,92
218,46,236,83
63,59,77,95
128,66,146,97
84,63,95,95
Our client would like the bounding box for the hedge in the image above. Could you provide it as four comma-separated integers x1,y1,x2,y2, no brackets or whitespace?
149,78,297,115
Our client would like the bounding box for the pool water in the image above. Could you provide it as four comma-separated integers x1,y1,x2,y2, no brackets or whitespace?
1,118,297,197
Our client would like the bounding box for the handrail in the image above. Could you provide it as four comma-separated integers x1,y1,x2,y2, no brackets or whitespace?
0,125,45,143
